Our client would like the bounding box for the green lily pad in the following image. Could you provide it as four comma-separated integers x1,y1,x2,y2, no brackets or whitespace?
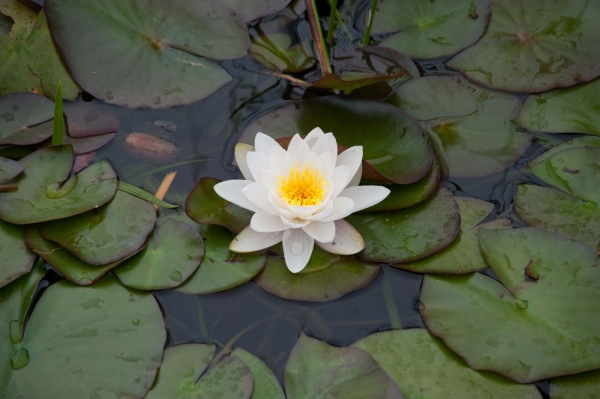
25,225,144,286
0,145,118,224
146,343,253,399
46,0,249,108
420,228,600,383
514,78,600,135
114,219,204,290
0,156,23,183
361,157,440,212
241,95,433,184
550,369,600,399
447,0,600,93
249,32,315,73
0,92,54,146
220,0,290,22
529,136,600,174
515,184,600,249
3,275,166,398
39,190,156,265
185,177,253,234
389,75,532,178
398,197,512,274
347,188,460,264
254,256,380,302
284,333,403,398
371,0,491,59
0,2,79,100
231,348,285,399
0,220,36,288
529,147,600,204
175,224,266,295
353,329,542,399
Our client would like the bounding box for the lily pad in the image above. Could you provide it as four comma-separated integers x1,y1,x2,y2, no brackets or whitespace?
515,184,600,249
3,275,166,398
25,225,144,286
46,0,249,108
185,177,253,234
249,32,315,73
353,329,542,399
0,220,36,288
63,100,120,138
389,75,532,178
0,2,79,100
371,0,491,59
514,78,600,135
446,0,600,93
114,219,203,290
175,224,266,295
398,197,512,274
253,256,380,302
0,92,54,146
528,136,600,173
39,190,156,265
420,228,600,383
284,333,403,399
0,156,23,183
231,348,286,399
220,0,290,22
549,369,600,399
0,145,118,224
347,188,460,264
241,95,433,184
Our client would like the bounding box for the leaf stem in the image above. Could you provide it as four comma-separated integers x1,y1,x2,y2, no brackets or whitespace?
305,0,332,75
153,171,177,210
326,0,338,43
0,183,18,193
52,81,64,146
361,0,378,46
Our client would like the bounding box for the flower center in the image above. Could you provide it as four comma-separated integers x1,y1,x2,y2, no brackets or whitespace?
277,163,328,207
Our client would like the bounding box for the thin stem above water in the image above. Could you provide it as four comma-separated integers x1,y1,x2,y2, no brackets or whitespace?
361,0,378,46
326,0,338,44
305,0,333,75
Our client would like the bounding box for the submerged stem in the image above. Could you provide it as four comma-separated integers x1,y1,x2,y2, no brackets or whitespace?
361,0,378,46
326,0,338,43
305,0,332,75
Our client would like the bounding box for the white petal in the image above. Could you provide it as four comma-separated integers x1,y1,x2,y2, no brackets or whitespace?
289,204,321,219
329,165,351,198
255,132,281,156
246,151,271,182
348,162,362,187
242,183,277,214
315,220,364,255
303,221,336,243
311,133,337,155
320,196,355,222
305,200,334,221
336,146,363,184
304,127,325,147
270,144,294,177
281,216,311,228
319,151,337,179
234,143,254,181
230,226,284,253
287,134,310,162
282,228,314,273
340,186,391,212
251,212,287,232
214,180,261,213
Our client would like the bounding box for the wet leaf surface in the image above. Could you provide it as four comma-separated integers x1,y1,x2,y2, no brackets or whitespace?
284,333,403,399
0,220,36,288
421,228,600,383
447,0,600,92
0,146,118,224
347,188,460,264
549,369,600,399
220,0,290,22
389,75,532,178
372,0,491,59
231,348,286,399
0,156,24,184
39,191,156,265
353,329,542,399
46,0,249,108
0,92,54,146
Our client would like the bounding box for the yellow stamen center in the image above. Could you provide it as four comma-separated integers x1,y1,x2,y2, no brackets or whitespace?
277,163,328,207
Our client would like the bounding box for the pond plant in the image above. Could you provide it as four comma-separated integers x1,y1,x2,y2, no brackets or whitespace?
1,0,600,398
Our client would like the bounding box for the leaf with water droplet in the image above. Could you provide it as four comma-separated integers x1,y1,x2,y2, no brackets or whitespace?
0,156,24,184
231,348,285,399
0,220,36,288
0,93,54,145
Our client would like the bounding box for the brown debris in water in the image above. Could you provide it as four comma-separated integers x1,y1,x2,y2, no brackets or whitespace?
124,132,179,158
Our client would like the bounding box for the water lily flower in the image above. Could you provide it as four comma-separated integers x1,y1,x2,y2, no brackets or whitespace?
214,128,390,273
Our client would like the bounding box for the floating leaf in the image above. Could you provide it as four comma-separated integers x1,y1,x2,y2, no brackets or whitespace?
347,188,460,264
63,100,120,138
421,228,600,383
241,96,433,184
0,156,23,184
231,348,286,399
528,136,600,177
515,184,600,249
0,220,36,288
284,333,403,398
353,329,542,399
254,256,380,302
389,75,532,178
118,181,179,209
549,369,600,399
249,32,315,73
39,191,155,265
46,0,249,108
514,78,600,135
371,0,491,59
0,92,54,146
220,0,290,22
185,177,253,234
447,0,600,92
0,146,118,224
114,219,203,290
